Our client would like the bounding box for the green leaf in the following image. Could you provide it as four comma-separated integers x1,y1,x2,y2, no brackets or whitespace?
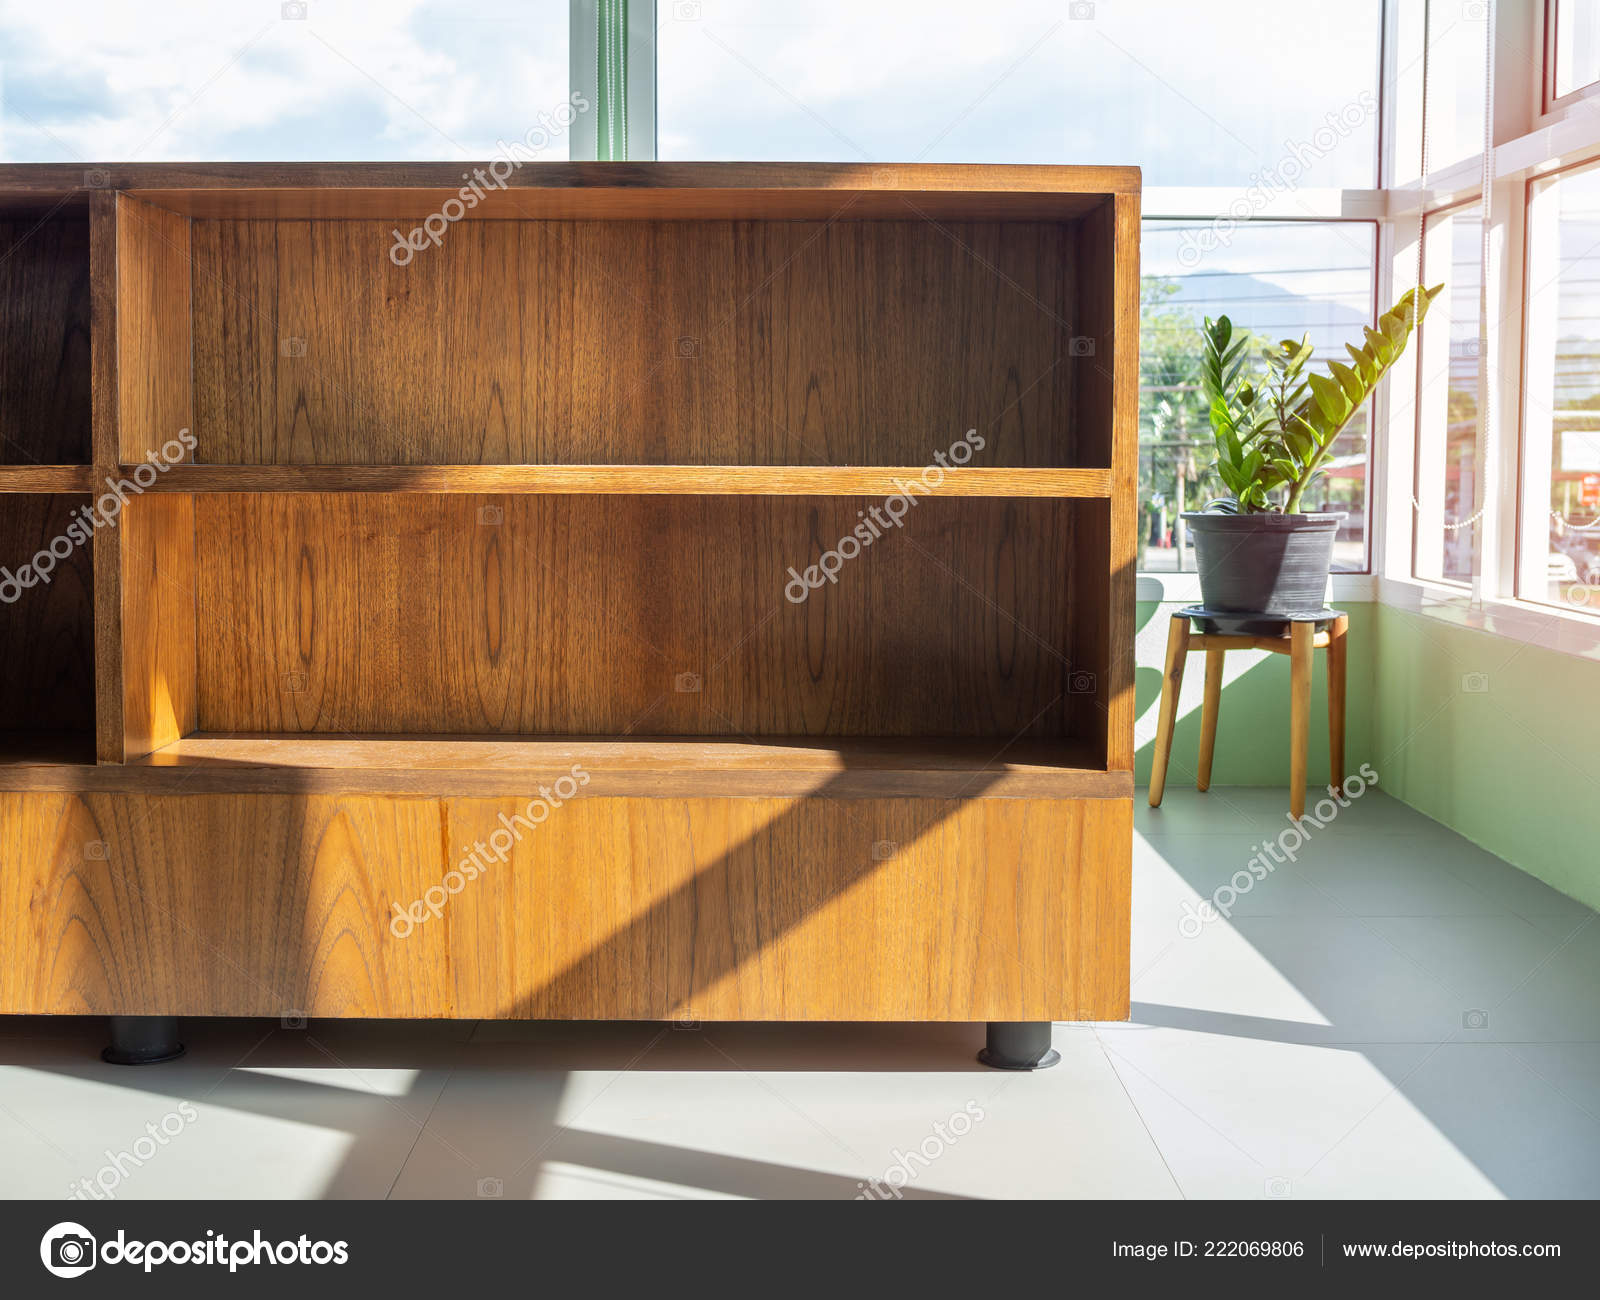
1306,372,1348,428
1327,360,1363,402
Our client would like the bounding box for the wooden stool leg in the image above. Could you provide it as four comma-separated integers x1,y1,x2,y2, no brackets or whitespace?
1327,614,1348,794
1197,647,1224,792
1148,615,1190,808
1289,621,1313,819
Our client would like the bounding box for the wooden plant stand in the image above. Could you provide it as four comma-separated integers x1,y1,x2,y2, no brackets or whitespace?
1148,606,1349,818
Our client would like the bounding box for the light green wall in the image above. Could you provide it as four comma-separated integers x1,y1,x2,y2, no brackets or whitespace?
1372,604,1600,912
1132,597,1600,912
1133,601,1377,789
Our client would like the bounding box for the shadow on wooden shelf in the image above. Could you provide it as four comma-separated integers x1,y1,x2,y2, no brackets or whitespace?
0,733,1125,800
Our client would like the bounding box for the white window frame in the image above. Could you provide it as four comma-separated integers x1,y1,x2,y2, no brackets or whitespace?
1378,0,1600,658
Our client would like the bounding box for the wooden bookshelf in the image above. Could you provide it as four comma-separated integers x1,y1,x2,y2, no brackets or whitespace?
0,163,1137,1052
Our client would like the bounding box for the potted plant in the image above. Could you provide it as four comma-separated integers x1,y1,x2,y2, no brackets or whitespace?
1186,284,1442,617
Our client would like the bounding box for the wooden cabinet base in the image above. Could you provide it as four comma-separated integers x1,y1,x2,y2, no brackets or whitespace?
0,790,1130,1023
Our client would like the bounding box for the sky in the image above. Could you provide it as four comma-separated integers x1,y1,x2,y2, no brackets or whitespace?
0,0,1380,187
655,0,1381,186
0,0,570,161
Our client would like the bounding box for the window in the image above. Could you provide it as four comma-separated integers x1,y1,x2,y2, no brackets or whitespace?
1140,221,1378,573
1522,160,1600,612
1423,1,1490,170
657,2,1387,577
0,1,571,160
657,0,1380,187
1412,202,1484,586
1551,0,1600,104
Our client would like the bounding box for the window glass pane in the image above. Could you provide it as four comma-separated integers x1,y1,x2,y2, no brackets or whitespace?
1524,163,1600,613
659,0,1380,187
0,0,570,160
1413,204,1483,585
1424,2,1488,168
1554,0,1600,99
1140,221,1376,573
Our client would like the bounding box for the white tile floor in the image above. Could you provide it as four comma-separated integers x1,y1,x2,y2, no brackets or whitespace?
3,788,1596,1200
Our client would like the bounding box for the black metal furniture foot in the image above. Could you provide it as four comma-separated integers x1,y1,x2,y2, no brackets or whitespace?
978,1021,1060,1070
102,1016,185,1065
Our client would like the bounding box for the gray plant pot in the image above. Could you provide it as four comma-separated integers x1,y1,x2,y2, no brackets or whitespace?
1182,512,1344,617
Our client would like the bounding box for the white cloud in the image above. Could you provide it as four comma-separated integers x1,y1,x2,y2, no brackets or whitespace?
0,0,568,161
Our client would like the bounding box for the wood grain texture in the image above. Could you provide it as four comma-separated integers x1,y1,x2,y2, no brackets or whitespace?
189,218,1084,467
149,187,1110,223
0,466,95,492
115,195,192,463
1186,631,1332,655
118,495,196,759
1289,621,1312,819
90,191,123,761
1328,613,1348,788
138,464,1114,497
0,495,95,749
1198,648,1223,793
0,161,1137,208
0,216,90,465
2,161,1137,1027
1146,613,1188,808
1084,192,1140,772
0,791,446,1017
192,493,1097,739
25,734,1122,800
0,789,1130,1021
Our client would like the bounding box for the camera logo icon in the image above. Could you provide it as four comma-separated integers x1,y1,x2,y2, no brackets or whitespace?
1068,670,1097,694
477,504,504,526
675,336,700,358
279,336,308,358
41,1222,97,1278
674,672,701,693
83,841,110,861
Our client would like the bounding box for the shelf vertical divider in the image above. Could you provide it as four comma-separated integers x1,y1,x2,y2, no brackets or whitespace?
92,192,199,762
90,188,124,762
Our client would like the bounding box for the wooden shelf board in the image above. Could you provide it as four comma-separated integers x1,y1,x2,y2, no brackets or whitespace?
0,734,1126,800
0,465,94,492
0,164,1138,222
136,465,1113,498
